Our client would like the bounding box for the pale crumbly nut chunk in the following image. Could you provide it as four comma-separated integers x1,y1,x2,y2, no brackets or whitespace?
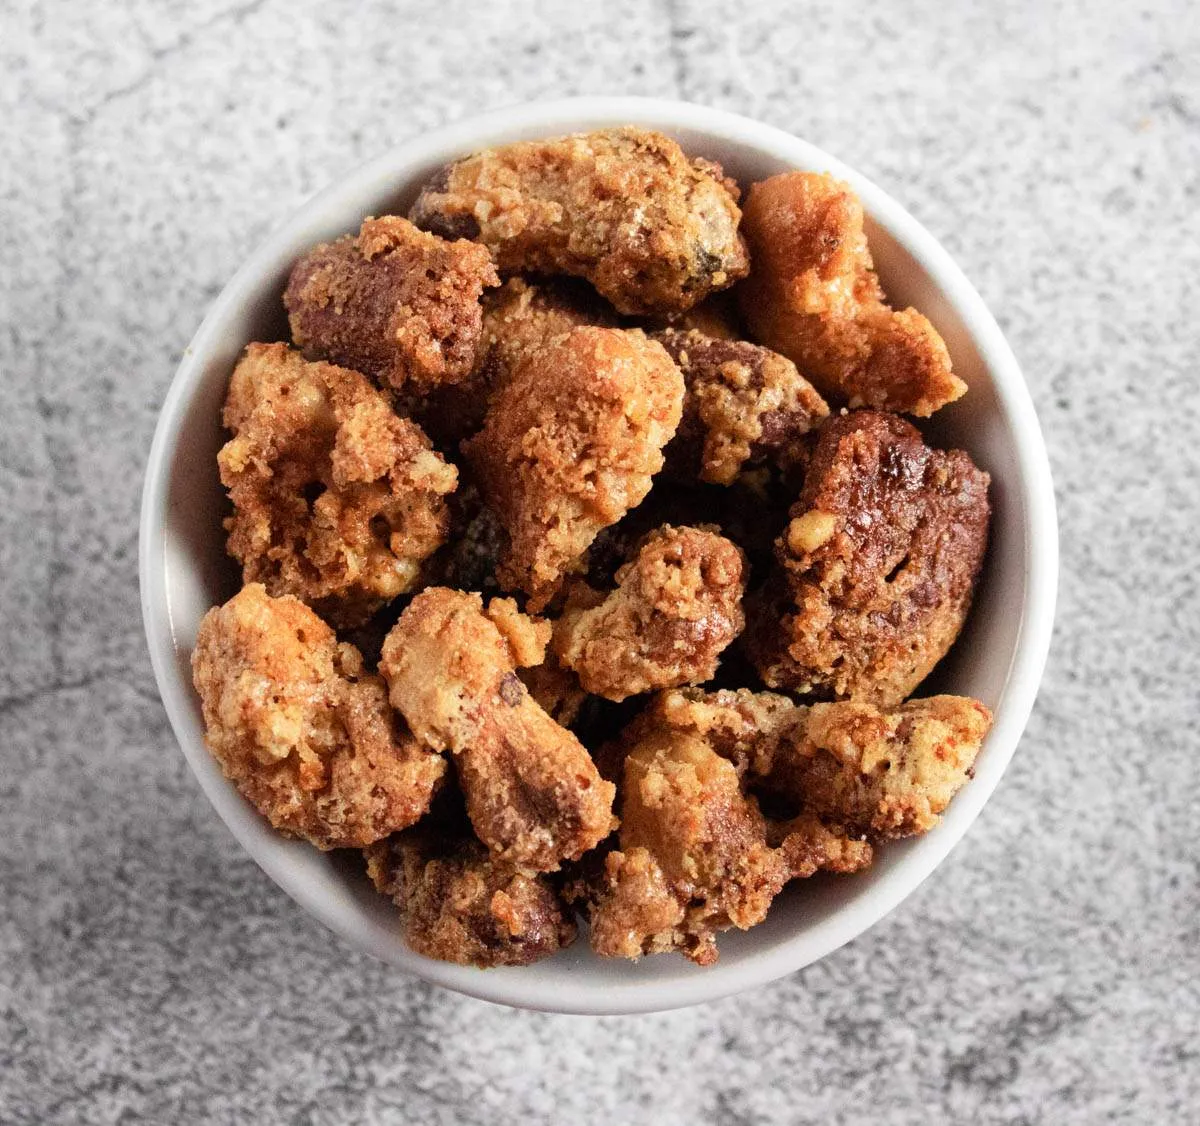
379,587,616,870
552,525,747,701
409,127,749,315
652,328,830,485
191,584,446,850
464,326,685,610
586,724,788,965
745,410,990,705
365,831,576,967
738,172,966,416
284,215,498,393
218,343,457,628
765,696,993,839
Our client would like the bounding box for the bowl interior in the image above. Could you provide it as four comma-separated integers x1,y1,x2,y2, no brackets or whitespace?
141,98,1055,1014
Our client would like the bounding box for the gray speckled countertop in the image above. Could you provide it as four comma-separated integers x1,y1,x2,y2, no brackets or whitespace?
3,1,1198,1122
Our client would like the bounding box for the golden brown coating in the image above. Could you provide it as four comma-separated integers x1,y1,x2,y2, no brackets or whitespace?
479,276,620,391
284,215,498,393
464,326,685,610
652,328,830,485
365,830,576,967
218,343,457,628
191,584,446,850
552,525,747,701
647,291,744,341
518,658,589,728
738,172,966,416
409,128,749,315
586,725,788,964
768,813,874,879
647,686,802,779
764,696,993,839
379,588,616,870
744,410,990,705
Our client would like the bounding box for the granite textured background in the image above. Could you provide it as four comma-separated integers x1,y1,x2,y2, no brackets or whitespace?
3,0,1198,1122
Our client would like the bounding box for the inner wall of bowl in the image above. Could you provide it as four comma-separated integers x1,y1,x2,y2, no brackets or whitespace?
159,106,1028,1006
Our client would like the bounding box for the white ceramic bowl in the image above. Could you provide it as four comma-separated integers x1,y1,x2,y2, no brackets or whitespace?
139,96,1057,1015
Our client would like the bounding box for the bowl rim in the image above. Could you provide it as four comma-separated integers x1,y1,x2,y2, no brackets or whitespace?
139,95,1058,1015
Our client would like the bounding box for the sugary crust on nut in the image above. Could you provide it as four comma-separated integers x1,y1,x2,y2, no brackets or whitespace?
464,326,685,610
765,695,993,838
379,587,616,870
586,726,788,964
738,172,966,416
552,525,747,701
284,215,498,392
191,584,445,850
410,128,748,315
365,830,576,967
218,343,457,628
745,410,990,704
653,328,830,485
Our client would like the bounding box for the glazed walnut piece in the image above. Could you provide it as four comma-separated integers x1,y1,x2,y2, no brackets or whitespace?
552,525,747,702
464,326,685,610
652,328,830,485
191,584,446,850
379,587,616,871
764,696,994,839
219,343,457,628
738,172,966,416
586,722,789,965
409,127,749,315
284,214,499,393
365,831,576,967
745,410,990,705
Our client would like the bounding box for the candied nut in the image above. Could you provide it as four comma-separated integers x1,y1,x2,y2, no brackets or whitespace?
653,329,829,485
552,525,747,701
285,214,498,392
745,410,990,704
380,588,616,870
410,128,748,315
764,695,993,838
218,342,456,628
464,326,685,609
191,584,445,850
739,172,966,416
366,830,576,967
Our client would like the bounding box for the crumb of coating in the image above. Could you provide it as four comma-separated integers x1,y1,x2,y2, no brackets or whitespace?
365,830,576,967
463,326,685,610
586,724,788,964
552,525,747,702
379,587,616,871
191,584,446,850
284,215,498,393
744,410,990,705
652,328,830,485
738,172,966,416
218,343,457,628
765,696,993,839
409,127,749,315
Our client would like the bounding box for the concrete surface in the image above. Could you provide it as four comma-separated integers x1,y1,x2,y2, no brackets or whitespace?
2,0,1197,1122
